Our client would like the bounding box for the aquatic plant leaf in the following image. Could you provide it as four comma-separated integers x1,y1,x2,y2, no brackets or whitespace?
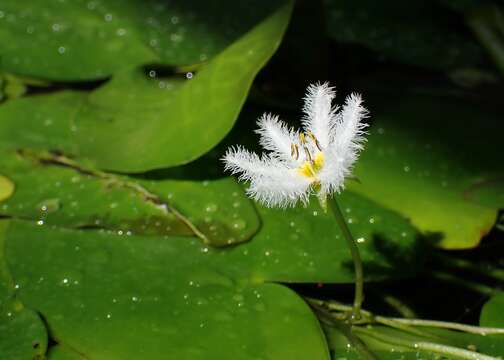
480,292,504,327
0,151,259,246
0,306,48,360
0,2,293,172
210,191,420,284
0,220,48,360
349,93,503,249
0,0,284,80
6,220,329,360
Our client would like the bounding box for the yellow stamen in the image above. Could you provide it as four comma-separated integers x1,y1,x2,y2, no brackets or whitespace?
303,146,312,163
307,131,322,151
298,152,324,179
290,143,299,160
299,132,306,144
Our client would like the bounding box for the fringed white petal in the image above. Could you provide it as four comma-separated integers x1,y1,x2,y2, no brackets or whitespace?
255,113,299,163
332,93,368,154
222,145,283,181
246,168,312,208
319,93,368,195
222,146,311,208
223,83,369,208
301,82,338,149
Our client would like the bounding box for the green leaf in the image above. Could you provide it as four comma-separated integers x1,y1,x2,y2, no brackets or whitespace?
324,0,485,70
480,292,504,328
48,345,86,360
0,306,48,360
0,174,14,203
0,220,13,310
0,2,293,171
0,0,285,80
6,220,330,360
213,191,421,284
0,151,260,246
349,93,503,249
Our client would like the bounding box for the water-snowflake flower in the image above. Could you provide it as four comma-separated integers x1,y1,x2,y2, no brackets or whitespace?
223,82,368,208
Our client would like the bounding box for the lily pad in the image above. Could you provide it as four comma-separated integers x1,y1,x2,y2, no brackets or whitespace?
0,305,48,360
349,93,503,249
0,220,13,309
0,150,260,247
480,292,504,327
211,191,421,284
0,0,284,80
6,220,329,360
48,345,86,360
0,220,48,360
0,174,14,204
0,2,293,172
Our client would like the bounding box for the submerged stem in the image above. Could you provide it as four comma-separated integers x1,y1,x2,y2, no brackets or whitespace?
327,196,364,320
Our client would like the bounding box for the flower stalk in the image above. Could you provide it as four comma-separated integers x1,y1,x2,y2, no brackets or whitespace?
327,195,364,320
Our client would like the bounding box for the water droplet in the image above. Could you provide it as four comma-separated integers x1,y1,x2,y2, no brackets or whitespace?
36,220,44,226
170,16,179,24
186,72,193,79
170,33,183,42
356,237,366,243
231,219,246,230
312,211,318,216
52,23,61,32
37,198,60,213
369,217,375,224
116,28,126,36
58,46,66,54
104,13,113,22
205,203,218,212
403,165,410,172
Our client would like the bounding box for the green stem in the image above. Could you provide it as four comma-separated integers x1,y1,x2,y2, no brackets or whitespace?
380,293,417,318
385,318,504,335
307,297,504,335
313,303,378,360
354,327,501,360
327,196,364,320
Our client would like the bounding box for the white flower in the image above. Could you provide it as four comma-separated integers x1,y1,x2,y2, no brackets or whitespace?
223,82,368,208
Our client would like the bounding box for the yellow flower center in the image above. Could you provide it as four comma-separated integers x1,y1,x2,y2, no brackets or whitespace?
298,152,324,179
